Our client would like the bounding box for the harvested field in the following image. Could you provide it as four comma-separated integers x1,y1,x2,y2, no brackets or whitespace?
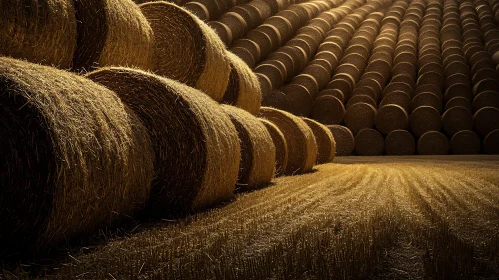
8,156,498,279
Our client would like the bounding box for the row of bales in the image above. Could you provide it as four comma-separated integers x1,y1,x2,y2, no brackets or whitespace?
0,0,338,259
225,0,499,155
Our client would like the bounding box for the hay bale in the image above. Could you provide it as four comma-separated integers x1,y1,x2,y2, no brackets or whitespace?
282,83,314,117
484,129,499,154
73,0,155,72
260,119,289,176
375,104,410,135
0,0,77,69
222,52,262,115
302,118,336,164
442,106,473,136
472,90,499,112
344,102,377,135
86,67,240,213
354,128,384,156
473,106,499,137
385,130,415,155
311,95,346,125
259,107,317,175
346,94,376,109
450,130,481,155
0,57,154,256
445,96,472,112
326,125,354,156
410,106,442,138
140,2,230,101
417,131,450,155
221,105,275,191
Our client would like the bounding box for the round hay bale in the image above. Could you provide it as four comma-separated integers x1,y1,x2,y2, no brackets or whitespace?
445,96,472,112
74,0,155,72
450,130,481,154
0,57,154,256
380,91,412,113
354,128,384,156
385,129,416,155
326,125,354,156
282,84,313,117
375,104,409,135
311,94,346,125
261,89,292,112
231,46,257,68
259,107,317,174
140,2,230,101
444,83,473,102
260,119,289,176
86,67,240,213
346,94,376,109
344,102,377,135
222,52,261,115
417,131,450,155
410,106,442,138
472,90,499,112
221,105,275,191
412,92,442,113
442,106,473,136
484,129,499,154
302,118,336,164
0,0,77,69
473,106,499,137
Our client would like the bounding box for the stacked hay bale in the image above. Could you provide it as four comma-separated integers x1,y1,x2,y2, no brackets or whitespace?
302,118,336,163
459,0,499,154
209,0,295,46
258,0,361,101
306,1,388,118
184,0,253,22
140,2,231,101
473,0,499,64
230,0,336,68
221,105,276,191
73,0,155,72
411,0,448,155
259,107,317,174
0,57,154,257
377,0,426,139
284,0,388,118
87,67,241,213
0,0,77,69
318,7,388,125
260,119,289,176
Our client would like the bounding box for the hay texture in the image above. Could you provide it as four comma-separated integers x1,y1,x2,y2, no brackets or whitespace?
385,130,415,155
326,125,354,156
259,107,317,175
473,107,499,137
0,58,154,257
87,67,240,213
73,0,155,72
442,107,473,137
417,131,450,155
222,52,262,115
450,130,481,155
0,0,77,69
260,119,289,176
140,2,230,101
302,118,336,164
354,129,384,156
222,105,275,191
